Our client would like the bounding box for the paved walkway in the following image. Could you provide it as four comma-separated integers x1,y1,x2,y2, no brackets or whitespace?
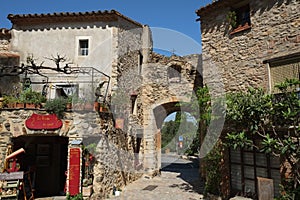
106,155,205,200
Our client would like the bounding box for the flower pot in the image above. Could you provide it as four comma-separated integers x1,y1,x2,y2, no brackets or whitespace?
94,102,100,112
7,103,16,109
15,103,25,109
82,185,93,197
0,97,3,108
25,103,36,109
66,102,72,110
99,105,109,112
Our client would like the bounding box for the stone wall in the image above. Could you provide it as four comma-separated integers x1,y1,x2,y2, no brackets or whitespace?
198,0,300,94
115,49,202,173
0,29,11,52
0,28,20,97
197,0,299,198
0,109,142,199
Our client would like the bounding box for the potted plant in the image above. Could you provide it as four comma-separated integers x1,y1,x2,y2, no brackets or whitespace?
226,10,237,29
66,95,73,110
44,97,67,119
94,101,100,112
19,88,46,108
99,102,109,112
15,98,25,109
2,95,17,108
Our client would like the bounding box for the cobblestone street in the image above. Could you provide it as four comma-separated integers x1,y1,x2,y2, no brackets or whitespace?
106,154,205,200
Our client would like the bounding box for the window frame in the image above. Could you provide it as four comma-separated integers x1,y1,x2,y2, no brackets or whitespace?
264,53,300,94
79,39,89,56
229,4,251,35
76,36,91,57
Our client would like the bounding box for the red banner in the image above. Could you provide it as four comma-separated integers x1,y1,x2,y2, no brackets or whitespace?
25,113,62,130
68,148,81,196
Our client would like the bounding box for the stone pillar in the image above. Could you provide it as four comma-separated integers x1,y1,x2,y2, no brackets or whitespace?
142,25,152,64
142,108,159,175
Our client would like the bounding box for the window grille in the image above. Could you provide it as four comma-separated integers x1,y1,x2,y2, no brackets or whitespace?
79,39,89,56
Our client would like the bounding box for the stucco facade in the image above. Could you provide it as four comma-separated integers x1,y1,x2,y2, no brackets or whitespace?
8,10,151,100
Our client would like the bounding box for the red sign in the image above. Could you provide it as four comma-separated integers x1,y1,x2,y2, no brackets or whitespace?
25,113,63,130
68,148,81,196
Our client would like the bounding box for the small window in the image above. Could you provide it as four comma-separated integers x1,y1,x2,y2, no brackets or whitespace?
168,65,181,83
228,4,251,35
235,4,251,27
138,51,143,75
79,39,89,56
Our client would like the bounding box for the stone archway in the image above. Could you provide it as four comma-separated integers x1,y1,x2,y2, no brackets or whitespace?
142,96,198,172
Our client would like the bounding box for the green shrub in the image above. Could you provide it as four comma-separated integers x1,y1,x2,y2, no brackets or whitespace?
19,88,46,105
66,193,83,200
44,97,67,118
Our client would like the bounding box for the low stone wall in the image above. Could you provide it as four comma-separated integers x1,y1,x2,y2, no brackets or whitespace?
0,109,143,199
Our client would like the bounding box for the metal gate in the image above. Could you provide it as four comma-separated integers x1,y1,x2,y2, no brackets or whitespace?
229,148,281,198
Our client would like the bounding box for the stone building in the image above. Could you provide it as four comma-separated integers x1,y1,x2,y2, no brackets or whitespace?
7,10,151,100
197,0,299,198
0,28,20,95
0,9,202,199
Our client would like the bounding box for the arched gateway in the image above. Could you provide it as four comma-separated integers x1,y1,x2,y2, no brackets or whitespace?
115,53,203,175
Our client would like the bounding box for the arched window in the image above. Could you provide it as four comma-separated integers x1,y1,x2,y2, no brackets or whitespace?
168,65,181,83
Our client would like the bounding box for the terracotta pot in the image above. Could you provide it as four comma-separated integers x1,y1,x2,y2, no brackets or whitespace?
66,102,72,110
25,103,36,109
16,103,25,109
0,97,3,108
7,103,16,109
99,105,109,112
94,102,99,112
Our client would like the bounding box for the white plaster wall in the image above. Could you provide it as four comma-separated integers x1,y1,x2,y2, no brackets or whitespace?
11,25,113,77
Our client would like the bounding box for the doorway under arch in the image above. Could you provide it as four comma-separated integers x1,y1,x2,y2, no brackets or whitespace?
152,101,199,171
161,111,198,156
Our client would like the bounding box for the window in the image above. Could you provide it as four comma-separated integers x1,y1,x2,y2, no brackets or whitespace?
269,59,300,93
55,84,78,99
235,4,251,27
168,65,181,83
79,39,89,56
138,51,143,75
229,4,251,34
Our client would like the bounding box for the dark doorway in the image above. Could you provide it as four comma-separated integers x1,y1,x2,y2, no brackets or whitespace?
12,135,68,198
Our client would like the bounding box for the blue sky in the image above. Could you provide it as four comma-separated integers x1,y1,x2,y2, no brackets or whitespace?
0,0,213,56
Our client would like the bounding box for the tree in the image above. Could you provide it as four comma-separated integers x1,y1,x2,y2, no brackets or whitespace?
161,112,197,153
225,79,300,199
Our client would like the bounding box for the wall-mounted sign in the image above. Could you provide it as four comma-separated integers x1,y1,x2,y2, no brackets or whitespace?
178,135,183,141
25,113,63,130
68,148,81,196
115,118,124,129
0,171,24,180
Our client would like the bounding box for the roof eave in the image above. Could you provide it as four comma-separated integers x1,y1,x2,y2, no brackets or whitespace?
7,10,143,28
